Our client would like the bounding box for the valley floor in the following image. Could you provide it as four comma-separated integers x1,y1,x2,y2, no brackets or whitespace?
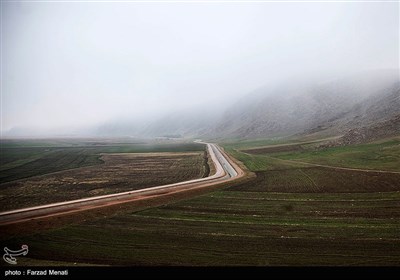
1,137,399,266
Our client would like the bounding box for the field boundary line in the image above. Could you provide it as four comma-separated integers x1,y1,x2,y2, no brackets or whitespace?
299,169,319,192
266,156,400,174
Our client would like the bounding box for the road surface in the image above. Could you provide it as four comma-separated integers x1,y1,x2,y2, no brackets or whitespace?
0,143,244,225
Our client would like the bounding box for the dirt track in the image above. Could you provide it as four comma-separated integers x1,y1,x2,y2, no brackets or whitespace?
269,156,400,174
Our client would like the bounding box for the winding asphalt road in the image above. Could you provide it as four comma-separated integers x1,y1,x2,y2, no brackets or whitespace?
0,143,244,225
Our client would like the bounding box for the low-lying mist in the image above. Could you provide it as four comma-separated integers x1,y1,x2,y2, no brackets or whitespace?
2,2,399,139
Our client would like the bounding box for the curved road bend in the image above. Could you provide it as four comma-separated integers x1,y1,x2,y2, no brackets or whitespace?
0,143,244,225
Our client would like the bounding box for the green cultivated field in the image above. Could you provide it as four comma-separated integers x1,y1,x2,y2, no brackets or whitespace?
1,137,399,265
0,139,207,211
2,190,399,265
0,139,204,184
241,137,400,172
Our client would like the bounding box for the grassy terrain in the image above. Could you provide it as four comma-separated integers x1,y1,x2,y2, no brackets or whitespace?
222,147,299,171
2,190,399,266
0,139,204,184
230,167,400,193
242,137,400,172
220,135,336,151
1,137,399,266
226,137,400,193
220,138,293,150
0,148,103,184
0,152,206,212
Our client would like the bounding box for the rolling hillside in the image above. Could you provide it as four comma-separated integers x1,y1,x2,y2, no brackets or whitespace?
209,70,399,139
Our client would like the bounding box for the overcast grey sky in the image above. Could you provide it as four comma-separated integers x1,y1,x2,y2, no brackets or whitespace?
1,1,399,134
